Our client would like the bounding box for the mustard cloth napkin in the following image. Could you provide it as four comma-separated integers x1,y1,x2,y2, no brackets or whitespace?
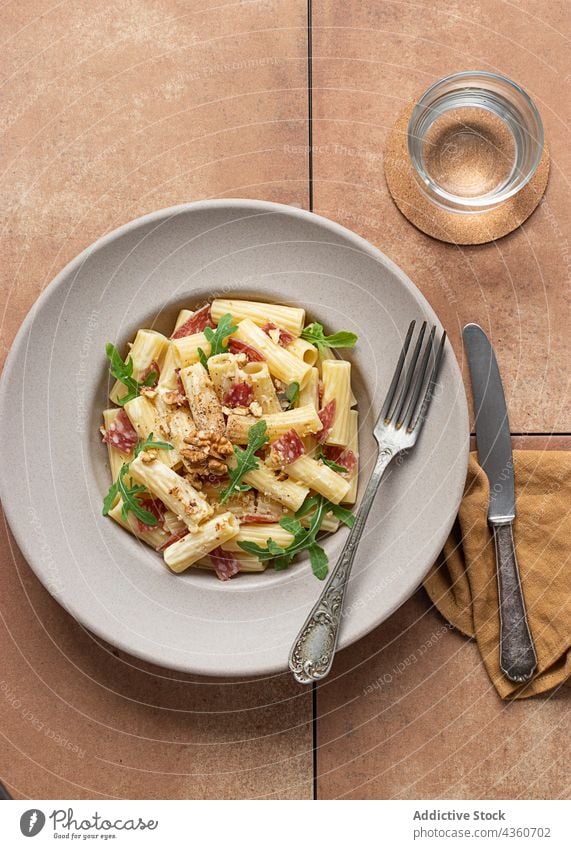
424,451,571,699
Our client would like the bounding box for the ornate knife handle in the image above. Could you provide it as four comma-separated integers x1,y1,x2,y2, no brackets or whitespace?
289,448,394,684
492,520,537,683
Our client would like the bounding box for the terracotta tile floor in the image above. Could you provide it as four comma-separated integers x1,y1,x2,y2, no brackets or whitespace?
0,0,569,799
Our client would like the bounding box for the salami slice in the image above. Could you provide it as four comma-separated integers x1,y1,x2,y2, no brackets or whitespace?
270,428,305,465
228,339,265,362
156,530,189,551
102,409,139,453
324,445,357,476
316,399,336,443
242,513,280,524
262,322,295,347
171,305,213,338
141,360,160,387
135,496,166,532
223,381,253,408
210,547,241,581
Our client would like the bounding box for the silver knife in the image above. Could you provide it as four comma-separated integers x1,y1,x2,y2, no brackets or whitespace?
463,323,537,683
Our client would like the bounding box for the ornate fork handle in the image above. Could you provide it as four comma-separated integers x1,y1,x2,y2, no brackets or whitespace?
289,447,395,684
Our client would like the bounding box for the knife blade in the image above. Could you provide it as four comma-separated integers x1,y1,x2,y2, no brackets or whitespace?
463,323,515,522
463,323,537,683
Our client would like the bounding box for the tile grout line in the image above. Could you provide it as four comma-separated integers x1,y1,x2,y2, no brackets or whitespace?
307,0,313,213
307,0,318,802
301,0,567,799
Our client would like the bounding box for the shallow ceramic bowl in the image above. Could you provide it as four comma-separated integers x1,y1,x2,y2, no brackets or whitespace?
0,200,468,677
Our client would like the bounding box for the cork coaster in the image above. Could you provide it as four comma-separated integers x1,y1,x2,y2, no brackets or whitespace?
384,100,550,245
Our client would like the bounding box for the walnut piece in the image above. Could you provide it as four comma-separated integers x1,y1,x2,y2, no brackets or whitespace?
180,428,233,475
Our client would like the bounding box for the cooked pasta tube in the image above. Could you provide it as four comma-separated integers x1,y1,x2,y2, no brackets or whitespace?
226,404,322,444
317,345,336,375
298,366,320,413
242,465,309,512
129,455,213,529
285,455,350,504
243,361,281,413
107,499,170,549
179,362,225,434
300,511,340,533
287,337,318,366
171,333,210,368
232,319,311,387
321,359,351,446
110,329,168,404
158,343,179,390
158,309,194,389
342,409,359,505
207,353,250,404
123,395,177,467
102,409,134,482
211,299,305,336
159,406,196,464
163,512,240,572
173,309,194,332
221,523,295,552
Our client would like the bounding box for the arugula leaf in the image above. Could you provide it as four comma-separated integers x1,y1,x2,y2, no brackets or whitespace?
315,445,347,474
301,322,358,352
102,480,120,516
102,463,158,526
293,494,321,521
238,494,354,579
219,420,269,505
327,501,356,528
308,543,328,580
105,343,157,406
198,313,238,368
278,381,300,409
294,493,355,529
134,432,174,458
103,434,173,524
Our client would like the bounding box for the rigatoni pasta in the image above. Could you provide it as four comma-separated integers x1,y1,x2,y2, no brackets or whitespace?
320,360,352,446
101,298,359,581
232,319,312,387
110,329,168,404
226,404,322,444
211,298,305,336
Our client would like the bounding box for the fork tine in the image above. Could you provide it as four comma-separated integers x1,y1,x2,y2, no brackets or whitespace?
402,325,436,429
392,321,427,425
409,330,447,433
380,321,415,421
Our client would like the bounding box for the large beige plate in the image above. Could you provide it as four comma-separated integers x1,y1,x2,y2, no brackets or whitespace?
0,200,468,677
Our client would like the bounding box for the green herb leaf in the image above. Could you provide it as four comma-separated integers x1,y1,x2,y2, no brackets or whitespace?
315,445,347,474
103,435,173,523
200,313,238,367
105,343,151,406
293,494,321,521
278,381,300,409
300,322,358,352
103,463,158,526
308,543,328,580
327,501,356,528
219,421,269,505
238,494,354,579
134,432,174,458
102,480,120,516
142,370,158,387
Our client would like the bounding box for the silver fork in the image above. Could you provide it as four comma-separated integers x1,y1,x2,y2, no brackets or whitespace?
289,320,447,684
